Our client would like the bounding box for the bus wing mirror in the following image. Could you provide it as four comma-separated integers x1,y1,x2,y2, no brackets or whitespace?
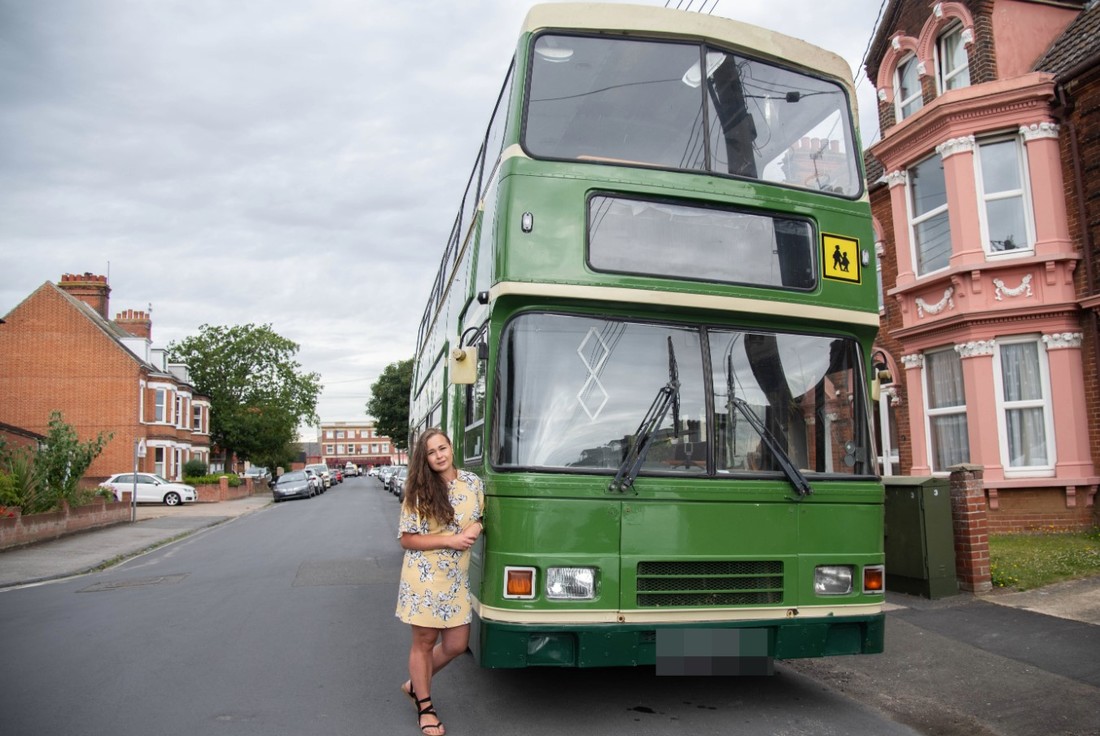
450,346,478,385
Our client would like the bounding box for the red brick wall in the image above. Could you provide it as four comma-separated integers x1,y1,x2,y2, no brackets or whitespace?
0,497,131,551
986,488,1099,533
1062,67,1100,490
0,284,141,480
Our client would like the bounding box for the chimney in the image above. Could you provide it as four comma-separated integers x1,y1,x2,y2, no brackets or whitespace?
115,308,152,340
57,272,111,319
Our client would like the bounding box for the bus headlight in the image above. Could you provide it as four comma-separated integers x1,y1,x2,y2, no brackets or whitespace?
546,567,597,600
814,565,853,595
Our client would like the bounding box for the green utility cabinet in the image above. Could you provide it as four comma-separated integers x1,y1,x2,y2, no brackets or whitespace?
883,477,958,599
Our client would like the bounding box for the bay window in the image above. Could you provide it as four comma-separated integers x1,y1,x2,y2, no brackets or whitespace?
924,347,969,471
977,136,1032,254
909,155,951,275
995,338,1052,471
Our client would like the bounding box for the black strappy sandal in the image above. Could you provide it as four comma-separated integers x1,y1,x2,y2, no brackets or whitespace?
415,695,444,735
401,681,417,704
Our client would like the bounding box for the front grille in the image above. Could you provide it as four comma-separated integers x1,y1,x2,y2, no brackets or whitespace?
635,560,784,607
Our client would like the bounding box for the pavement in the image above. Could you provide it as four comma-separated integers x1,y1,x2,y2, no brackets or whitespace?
1,495,1098,735
0,493,274,589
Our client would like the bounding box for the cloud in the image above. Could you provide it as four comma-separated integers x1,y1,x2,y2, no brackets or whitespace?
0,0,885,429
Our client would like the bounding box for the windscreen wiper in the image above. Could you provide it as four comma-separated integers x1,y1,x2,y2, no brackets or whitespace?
729,395,813,497
609,337,680,493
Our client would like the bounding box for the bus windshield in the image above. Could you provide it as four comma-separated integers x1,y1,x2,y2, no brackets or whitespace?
525,33,860,196
493,313,874,478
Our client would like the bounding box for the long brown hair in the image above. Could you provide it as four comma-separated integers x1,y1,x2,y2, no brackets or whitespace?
403,428,456,526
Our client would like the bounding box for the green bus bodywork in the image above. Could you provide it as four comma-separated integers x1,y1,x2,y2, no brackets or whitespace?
409,3,885,669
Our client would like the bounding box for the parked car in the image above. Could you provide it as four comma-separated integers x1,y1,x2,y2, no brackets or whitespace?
305,463,332,489
395,467,410,502
302,468,325,494
100,473,197,506
345,462,360,477
390,466,408,497
242,466,270,483
377,465,395,488
271,470,314,502
331,468,344,484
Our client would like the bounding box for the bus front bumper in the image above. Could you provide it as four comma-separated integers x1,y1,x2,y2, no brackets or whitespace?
469,612,885,669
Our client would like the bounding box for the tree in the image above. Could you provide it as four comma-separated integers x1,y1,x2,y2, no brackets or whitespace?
367,358,413,451
168,324,322,469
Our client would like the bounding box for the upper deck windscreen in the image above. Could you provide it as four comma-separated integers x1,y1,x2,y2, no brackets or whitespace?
525,34,860,197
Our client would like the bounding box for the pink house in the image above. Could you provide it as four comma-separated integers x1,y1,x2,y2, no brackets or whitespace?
865,0,1099,531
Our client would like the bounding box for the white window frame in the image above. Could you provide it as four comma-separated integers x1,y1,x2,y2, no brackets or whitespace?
875,389,900,476
876,241,885,313
154,389,166,423
907,155,952,276
922,347,970,474
935,22,970,93
992,336,1055,477
975,134,1034,257
154,447,166,477
894,54,923,121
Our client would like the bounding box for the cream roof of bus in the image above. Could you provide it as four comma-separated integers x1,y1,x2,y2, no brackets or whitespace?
521,3,857,102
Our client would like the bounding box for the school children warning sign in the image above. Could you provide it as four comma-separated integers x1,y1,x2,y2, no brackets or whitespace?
822,233,861,284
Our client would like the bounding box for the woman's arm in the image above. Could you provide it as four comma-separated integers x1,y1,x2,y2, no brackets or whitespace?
399,522,482,552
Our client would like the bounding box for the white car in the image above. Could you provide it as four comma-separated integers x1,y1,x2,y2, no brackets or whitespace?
305,464,332,488
101,473,197,506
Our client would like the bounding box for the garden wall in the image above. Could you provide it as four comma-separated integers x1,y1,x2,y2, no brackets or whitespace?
193,476,258,503
0,496,131,552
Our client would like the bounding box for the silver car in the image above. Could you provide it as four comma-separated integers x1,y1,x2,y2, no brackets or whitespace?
271,470,314,502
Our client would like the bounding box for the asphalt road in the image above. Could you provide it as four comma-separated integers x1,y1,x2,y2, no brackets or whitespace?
0,475,927,736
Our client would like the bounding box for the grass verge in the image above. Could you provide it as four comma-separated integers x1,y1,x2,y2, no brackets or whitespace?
989,526,1100,591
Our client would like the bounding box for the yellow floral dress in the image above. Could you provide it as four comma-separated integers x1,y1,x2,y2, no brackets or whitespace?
395,470,484,628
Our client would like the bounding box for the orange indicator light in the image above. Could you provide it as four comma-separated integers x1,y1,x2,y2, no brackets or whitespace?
864,566,884,593
506,568,533,597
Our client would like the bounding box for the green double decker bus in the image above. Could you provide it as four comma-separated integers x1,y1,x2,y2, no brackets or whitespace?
409,3,884,671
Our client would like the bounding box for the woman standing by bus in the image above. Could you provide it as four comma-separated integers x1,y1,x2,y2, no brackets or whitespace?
396,428,484,736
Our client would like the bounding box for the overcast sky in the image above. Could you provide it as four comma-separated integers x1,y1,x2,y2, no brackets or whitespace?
0,0,886,437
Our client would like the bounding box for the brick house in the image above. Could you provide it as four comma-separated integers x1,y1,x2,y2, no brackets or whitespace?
864,0,1099,531
318,420,402,470
0,273,211,483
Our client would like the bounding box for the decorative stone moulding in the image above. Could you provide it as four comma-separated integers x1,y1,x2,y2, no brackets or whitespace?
936,135,976,159
917,61,927,77
1020,122,1059,141
882,385,902,406
1042,332,1083,350
886,170,907,188
955,340,996,358
993,273,1033,301
915,287,954,318
960,28,973,45
878,88,888,101
901,354,924,370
